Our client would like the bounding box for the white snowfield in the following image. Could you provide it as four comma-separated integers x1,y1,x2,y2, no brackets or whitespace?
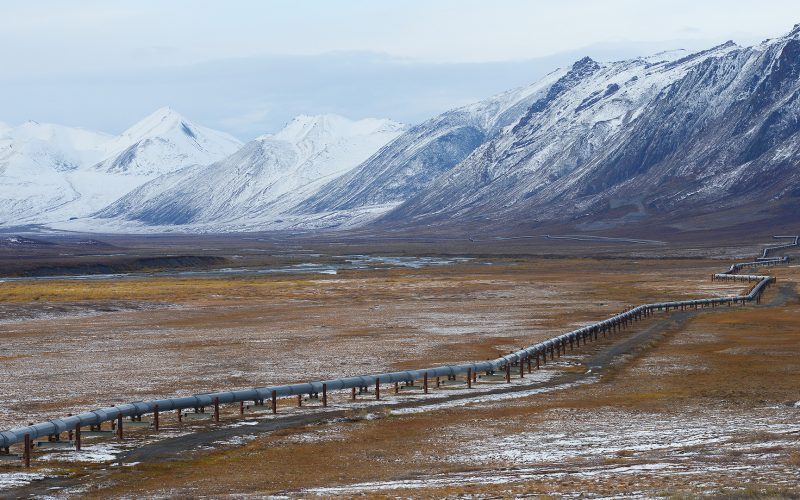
93,106,242,177
0,107,242,227
89,114,406,232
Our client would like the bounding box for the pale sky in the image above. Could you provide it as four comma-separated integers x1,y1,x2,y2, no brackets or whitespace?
1,1,797,138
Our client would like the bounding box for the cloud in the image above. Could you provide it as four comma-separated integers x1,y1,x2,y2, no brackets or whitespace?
0,1,797,138
219,108,272,134
678,26,703,34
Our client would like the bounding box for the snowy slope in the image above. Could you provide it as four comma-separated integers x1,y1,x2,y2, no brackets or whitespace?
0,109,242,226
382,24,800,231
93,107,242,177
8,24,800,234
0,122,111,225
93,114,405,229
295,70,568,216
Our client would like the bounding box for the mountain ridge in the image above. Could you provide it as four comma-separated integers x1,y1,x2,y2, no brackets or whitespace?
374,25,800,233
4,23,800,235
0,108,242,225
92,114,406,230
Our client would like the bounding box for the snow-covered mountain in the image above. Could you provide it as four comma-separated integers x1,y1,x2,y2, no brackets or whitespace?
294,71,568,216
93,107,242,177
381,25,800,231
277,24,800,234
93,114,406,229
0,121,111,225
7,23,800,235
0,108,241,226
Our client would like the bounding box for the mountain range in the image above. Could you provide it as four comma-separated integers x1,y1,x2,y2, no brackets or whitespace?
94,114,406,231
4,23,800,235
0,107,242,226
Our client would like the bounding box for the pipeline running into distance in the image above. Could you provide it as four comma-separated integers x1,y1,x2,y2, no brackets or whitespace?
1,235,797,449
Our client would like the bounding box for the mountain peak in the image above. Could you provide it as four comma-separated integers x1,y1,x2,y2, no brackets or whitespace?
121,106,190,140
151,105,179,117
567,56,602,80
265,114,404,144
93,107,241,177
572,56,600,71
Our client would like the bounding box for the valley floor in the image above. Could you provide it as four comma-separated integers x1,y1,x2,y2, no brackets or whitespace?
1,252,799,498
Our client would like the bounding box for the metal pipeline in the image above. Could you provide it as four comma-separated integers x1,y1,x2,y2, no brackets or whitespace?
0,235,797,449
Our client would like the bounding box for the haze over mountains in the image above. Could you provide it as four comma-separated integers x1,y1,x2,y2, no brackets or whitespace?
0,107,242,226
3,23,800,235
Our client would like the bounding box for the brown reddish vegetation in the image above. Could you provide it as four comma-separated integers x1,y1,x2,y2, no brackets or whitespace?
0,258,744,429
4,259,797,498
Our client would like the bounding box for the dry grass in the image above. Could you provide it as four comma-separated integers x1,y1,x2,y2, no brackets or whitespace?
83,269,800,497
0,258,747,430
4,259,799,498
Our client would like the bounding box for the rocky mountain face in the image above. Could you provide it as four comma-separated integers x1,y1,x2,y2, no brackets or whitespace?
379,25,800,232
294,70,568,215
4,24,800,235
94,115,406,229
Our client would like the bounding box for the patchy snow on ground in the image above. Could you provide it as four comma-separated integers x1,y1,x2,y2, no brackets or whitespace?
280,425,354,445
227,419,261,427
35,428,194,465
301,401,800,496
0,471,52,490
391,375,593,415
211,435,257,447
38,443,121,463
455,406,800,466
301,463,677,496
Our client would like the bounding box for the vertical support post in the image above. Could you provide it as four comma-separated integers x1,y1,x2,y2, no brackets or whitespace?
467,368,472,388
351,387,356,401
395,382,399,394
520,358,525,378
117,414,123,440
177,408,182,423
153,404,159,432
241,401,246,414
536,352,541,369
297,395,302,407
436,376,440,388
74,423,81,451
214,397,220,423
505,363,511,383
271,390,277,414
375,378,381,400
322,383,328,407
67,414,73,441
23,434,30,468
423,372,428,394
